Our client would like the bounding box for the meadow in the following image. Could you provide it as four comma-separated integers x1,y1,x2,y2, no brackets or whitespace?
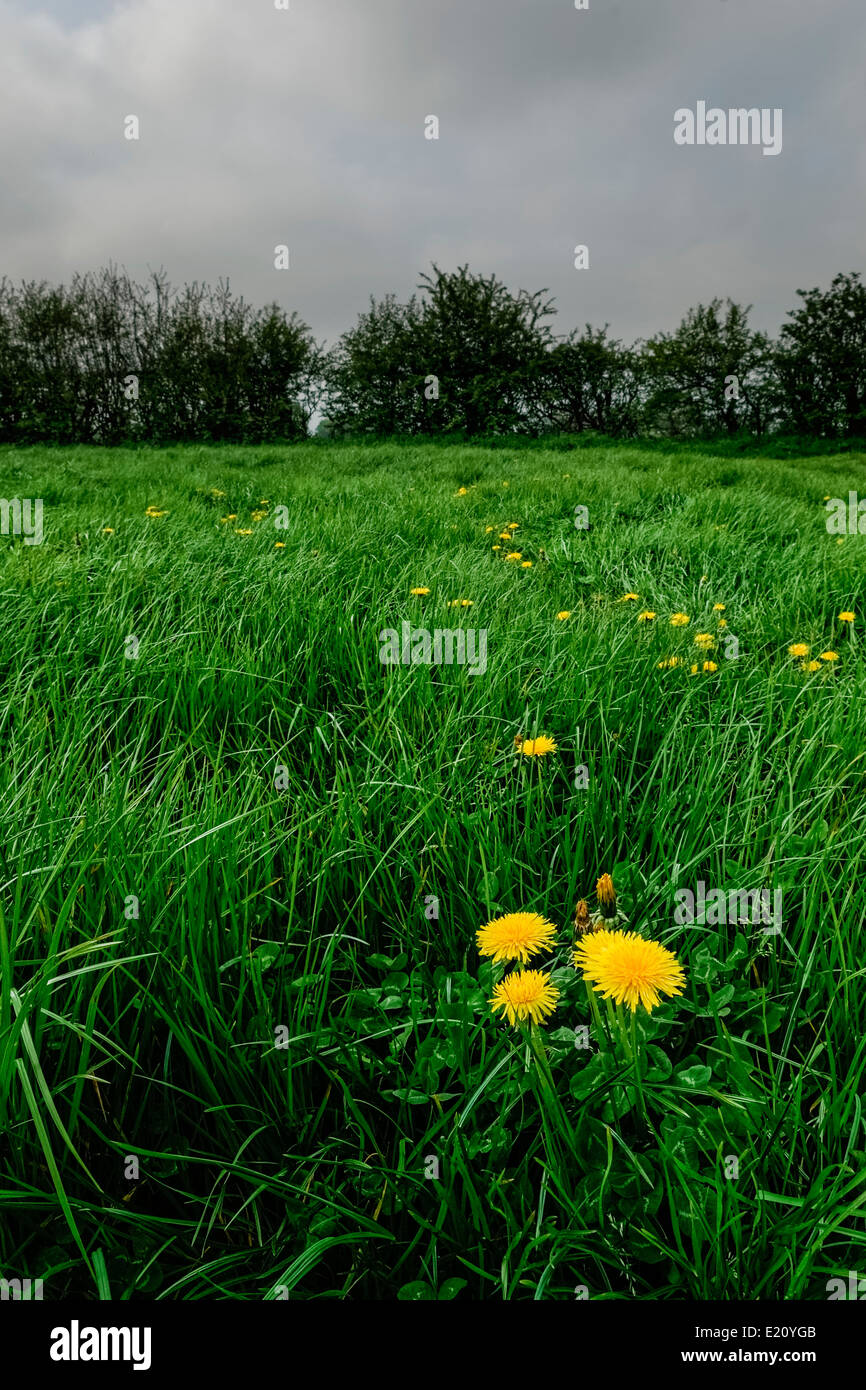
0,439,864,1302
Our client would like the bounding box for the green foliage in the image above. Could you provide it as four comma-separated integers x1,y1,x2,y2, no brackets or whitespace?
777,272,866,439
325,264,556,437
539,326,642,437
641,299,774,438
0,440,864,1301
0,270,320,445
3,265,866,445
325,266,866,443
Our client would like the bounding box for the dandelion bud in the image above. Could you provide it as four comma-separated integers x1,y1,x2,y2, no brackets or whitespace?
574,899,591,935
596,873,617,918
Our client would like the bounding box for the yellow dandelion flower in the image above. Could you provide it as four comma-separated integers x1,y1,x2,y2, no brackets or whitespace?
820,650,838,662
489,970,559,1028
718,619,727,628
556,611,572,621
499,532,513,540
251,510,267,522
713,604,725,612
410,587,431,596
573,928,616,975
507,523,519,530
476,911,558,964
102,527,115,534
702,661,718,672
657,656,682,668
836,538,845,545
575,929,686,1014
260,499,270,505
492,545,502,551
210,489,226,498
520,735,557,757
502,481,510,487
145,507,168,518
788,643,810,657
596,874,616,913
619,593,640,602
455,487,469,496
235,528,253,536
694,632,714,646
460,599,473,607
521,560,533,568
274,542,286,549
670,613,690,627
801,660,821,672
485,526,494,534
637,610,656,622
839,611,855,623
505,551,522,562
221,514,238,523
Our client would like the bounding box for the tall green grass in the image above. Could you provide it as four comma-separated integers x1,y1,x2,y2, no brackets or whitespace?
0,440,864,1300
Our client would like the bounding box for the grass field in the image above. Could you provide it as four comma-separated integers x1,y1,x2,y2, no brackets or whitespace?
1,439,864,1302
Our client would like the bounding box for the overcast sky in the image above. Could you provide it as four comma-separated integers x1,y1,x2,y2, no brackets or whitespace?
0,0,863,349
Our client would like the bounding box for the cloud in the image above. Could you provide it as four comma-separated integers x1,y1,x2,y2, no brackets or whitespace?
0,0,864,347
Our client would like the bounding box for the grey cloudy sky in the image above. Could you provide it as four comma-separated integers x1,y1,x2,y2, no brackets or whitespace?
0,0,863,348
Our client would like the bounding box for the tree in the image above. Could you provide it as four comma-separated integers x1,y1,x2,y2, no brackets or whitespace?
323,265,556,437
775,272,866,437
0,270,319,444
641,299,773,438
415,265,556,436
537,325,642,436
324,293,423,436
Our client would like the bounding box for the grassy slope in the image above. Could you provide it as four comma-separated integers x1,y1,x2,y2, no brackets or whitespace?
0,440,864,1300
